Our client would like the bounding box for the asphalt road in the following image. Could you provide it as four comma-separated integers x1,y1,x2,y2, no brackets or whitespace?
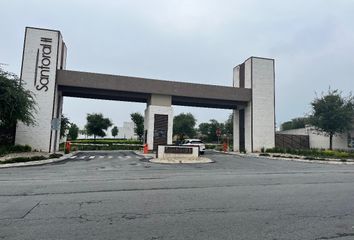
1,151,354,240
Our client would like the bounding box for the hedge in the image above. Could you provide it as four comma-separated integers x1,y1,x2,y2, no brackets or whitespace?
265,147,354,159
0,144,32,157
71,139,142,144
69,144,142,151
0,153,63,164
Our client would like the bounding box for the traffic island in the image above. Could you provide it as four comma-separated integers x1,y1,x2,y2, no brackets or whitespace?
149,145,214,164
150,157,213,164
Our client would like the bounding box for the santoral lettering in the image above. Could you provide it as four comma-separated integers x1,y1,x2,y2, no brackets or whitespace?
35,37,52,92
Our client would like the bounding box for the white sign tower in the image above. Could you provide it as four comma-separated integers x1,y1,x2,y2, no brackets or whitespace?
15,27,67,152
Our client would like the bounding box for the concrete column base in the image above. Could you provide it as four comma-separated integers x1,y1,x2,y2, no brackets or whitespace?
144,95,173,151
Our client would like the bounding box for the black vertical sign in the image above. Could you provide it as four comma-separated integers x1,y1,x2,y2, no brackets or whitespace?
153,114,168,151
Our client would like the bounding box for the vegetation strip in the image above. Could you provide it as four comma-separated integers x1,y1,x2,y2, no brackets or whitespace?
264,147,354,159
0,145,32,157
0,153,63,165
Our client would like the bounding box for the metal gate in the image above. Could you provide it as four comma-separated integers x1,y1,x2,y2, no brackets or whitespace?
275,133,309,149
153,114,168,151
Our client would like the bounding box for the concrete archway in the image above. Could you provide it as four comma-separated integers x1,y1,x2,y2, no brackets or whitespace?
15,27,275,153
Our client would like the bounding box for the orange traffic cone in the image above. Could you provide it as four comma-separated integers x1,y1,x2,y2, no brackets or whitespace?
143,144,148,154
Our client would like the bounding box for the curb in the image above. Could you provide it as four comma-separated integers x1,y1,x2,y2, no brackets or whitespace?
149,157,214,164
258,155,354,165
213,150,354,165
0,152,75,169
133,151,155,160
134,151,214,164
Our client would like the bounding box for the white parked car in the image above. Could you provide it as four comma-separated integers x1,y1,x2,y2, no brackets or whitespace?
181,139,206,154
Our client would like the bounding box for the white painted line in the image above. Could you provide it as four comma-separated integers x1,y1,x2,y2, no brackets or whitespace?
118,156,123,159
99,156,104,159
108,156,113,159
70,156,77,159
126,156,131,159
79,156,86,159
89,156,95,159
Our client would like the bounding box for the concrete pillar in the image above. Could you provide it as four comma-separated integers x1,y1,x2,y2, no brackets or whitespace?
232,65,240,152
233,109,240,151
144,94,173,151
15,27,67,152
233,57,275,152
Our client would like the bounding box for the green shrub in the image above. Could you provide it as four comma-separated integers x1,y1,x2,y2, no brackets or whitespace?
49,153,63,158
70,143,142,151
259,153,270,156
266,147,354,159
71,139,142,145
1,155,47,164
10,144,32,152
0,144,32,157
59,143,64,151
205,144,217,149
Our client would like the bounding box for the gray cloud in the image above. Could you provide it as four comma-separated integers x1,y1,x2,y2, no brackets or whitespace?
1,0,354,130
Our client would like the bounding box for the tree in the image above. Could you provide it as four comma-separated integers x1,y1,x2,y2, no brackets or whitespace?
60,114,70,138
309,89,354,150
281,117,309,131
67,123,79,140
111,126,118,138
85,113,112,140
130,112,144,141
79,128,88,139
0,67,36,128
209,119,224,142
198,119,225,142
173,113,196,140
198,122,211,136
224,113,233,136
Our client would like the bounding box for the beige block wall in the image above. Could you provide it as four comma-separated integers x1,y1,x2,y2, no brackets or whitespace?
278,127,352,150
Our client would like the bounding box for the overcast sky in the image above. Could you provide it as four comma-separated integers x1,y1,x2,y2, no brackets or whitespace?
1,0,354,131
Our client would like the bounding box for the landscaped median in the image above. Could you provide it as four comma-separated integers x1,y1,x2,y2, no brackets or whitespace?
0,151,70,168
149,145,214,164
60,139,144,151
150,157,213,164
258,147,354,164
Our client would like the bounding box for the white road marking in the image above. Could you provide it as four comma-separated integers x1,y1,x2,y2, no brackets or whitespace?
99,156,104,159
79,156,86,159
70,156,77,159
89,156,95,159
108,156,113,159
126,156,131,159
118,156,123,159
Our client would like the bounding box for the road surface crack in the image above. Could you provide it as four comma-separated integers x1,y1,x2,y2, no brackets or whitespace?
21,201,40,219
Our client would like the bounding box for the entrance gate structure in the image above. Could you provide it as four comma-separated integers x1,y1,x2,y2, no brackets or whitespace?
15,27,275,153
